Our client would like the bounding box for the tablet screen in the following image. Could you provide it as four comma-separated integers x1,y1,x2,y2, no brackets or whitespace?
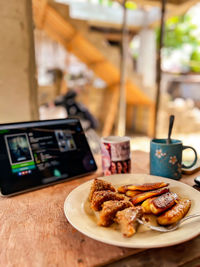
0,119,97,195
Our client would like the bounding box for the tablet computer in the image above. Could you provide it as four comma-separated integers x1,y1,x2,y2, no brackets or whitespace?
0,118,97,196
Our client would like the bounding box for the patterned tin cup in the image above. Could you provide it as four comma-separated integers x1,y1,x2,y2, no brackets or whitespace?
150,139,198,180
101,136,131,176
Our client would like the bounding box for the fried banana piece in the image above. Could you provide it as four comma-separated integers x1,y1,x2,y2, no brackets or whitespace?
98,200,132,227
117,185,132,193
157,199,191,225
150,192,179,215
91,191,126,211
117,182,168,194
89,178,115,201
115,206,143,237
131,187,169,205
127,182,169,191
125,190,142,197
141,197,156,214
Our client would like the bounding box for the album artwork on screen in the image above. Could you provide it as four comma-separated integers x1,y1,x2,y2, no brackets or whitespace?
5,134,36,174
55,130,76,152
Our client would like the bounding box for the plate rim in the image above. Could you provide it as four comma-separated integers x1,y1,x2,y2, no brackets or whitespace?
64,173,200,248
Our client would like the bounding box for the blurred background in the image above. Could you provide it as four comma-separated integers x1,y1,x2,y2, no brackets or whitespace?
1,0,200,159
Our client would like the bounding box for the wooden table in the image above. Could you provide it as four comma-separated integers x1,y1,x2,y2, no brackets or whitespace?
0,151,200,267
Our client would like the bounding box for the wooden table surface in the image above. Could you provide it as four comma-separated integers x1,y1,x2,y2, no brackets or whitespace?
0,151,200,267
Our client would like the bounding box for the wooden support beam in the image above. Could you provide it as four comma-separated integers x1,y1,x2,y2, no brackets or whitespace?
154,0,166,138
88,20,141,32
116,0,128,136
126,104,134,129
126,81,152,105
32,0,47,29
0,0,38,123
60,75,68,95
102,87,119,137
87,60,106,68
45,6,75,38
65,32,82,51
43,23,69,49
148,104,156,137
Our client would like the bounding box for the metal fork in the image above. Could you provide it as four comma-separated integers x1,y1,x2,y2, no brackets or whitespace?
137,213,200,233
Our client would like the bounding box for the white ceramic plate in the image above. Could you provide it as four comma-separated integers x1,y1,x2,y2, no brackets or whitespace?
64,174,200,248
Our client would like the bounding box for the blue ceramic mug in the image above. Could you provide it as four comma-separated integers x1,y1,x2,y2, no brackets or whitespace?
150,139,198,180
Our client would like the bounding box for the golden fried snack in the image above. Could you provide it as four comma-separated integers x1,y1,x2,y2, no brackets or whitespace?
125,190,142,197
150,192,179,215
98,200,133,227
141,197,156,214
117,182,169,193
131,187,169,205
117,185,132,193
89,178,115,201
127,182,169,191
157,199,191,225
115,206,143,237
91,191,126,211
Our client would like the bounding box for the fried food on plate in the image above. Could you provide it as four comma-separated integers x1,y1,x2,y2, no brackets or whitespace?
131,187,169,205
157,199,191,225
141,197,156,214
127,182,169,192
125,190,142,197
91,191,126,211
98,200,132,227
87,178,192,237
115,206,143,237
89,178,115,201
117,185,132,193
118,182,169,193
150,192,179,215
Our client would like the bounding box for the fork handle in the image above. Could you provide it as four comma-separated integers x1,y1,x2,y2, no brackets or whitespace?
180,213,200,223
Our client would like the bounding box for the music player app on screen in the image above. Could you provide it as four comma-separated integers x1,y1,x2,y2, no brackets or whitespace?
0,119,97,195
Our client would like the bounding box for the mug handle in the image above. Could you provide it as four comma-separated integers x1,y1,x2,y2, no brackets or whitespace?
182,146,198,169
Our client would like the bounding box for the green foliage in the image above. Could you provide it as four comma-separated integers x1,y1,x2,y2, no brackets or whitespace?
98,0,112,6
190,48,200,72
157,14,199,50
125,1,137,10
156,14,200,72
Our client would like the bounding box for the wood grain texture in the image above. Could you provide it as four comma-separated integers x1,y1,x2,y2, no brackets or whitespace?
0,151,199,267
106,236,200,267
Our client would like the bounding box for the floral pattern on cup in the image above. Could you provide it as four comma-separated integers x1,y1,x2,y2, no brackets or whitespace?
155,149,166,159
169,156,177,165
